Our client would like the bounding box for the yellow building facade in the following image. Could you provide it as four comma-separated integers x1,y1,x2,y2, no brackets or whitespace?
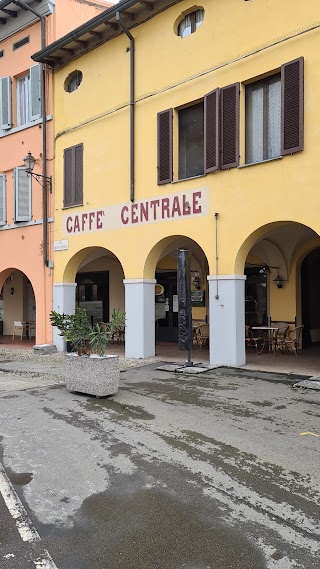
34,0,320,365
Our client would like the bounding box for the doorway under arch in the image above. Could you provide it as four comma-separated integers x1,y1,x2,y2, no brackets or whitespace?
145,235,210,352
0,269,36,343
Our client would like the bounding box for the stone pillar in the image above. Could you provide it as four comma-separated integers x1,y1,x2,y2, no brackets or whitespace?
207,275,246,367
52,283,76,352
124,279,156,359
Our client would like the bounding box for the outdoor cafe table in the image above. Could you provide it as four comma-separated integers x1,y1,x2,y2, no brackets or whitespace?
251,326,279,355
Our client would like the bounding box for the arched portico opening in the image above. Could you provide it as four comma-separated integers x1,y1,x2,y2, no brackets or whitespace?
143,235,210,358
54,247,125,351
0,268,36,345
235,221,320,363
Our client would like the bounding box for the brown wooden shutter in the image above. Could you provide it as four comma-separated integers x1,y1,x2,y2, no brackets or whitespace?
74,144,83,205
64,147,73,207
157,109,173,185
281,57,304,155
220,83,240,169
204,88,220,173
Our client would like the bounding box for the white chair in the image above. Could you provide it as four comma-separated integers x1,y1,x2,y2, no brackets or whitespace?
12,321,24,340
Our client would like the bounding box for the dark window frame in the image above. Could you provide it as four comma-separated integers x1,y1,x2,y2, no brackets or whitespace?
178,101,204,180
63,143,83,208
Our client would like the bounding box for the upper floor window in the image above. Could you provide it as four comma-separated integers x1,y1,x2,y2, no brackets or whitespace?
179,102,204,179
178,9,204,38
64,144,83,207
0,64,40,131
245,58,304,164
245,74,281,165
65,70,83,93
17,75,30,126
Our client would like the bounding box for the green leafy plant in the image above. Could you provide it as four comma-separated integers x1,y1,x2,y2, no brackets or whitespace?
50,308,91,355
109,308,126,341
50,307,126,356
89,323,111,357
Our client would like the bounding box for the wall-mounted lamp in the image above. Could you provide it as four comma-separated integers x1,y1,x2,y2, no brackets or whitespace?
23,152,52,193
274,275,284,289
192,271,201,290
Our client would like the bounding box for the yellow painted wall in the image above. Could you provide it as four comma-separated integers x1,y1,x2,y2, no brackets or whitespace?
52,0,320,326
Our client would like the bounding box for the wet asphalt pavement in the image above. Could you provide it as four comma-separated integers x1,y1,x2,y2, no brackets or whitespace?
0,363,319,569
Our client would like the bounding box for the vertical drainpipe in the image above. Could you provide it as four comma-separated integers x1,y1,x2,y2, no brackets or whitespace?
116,11,135,203
16,1,49,265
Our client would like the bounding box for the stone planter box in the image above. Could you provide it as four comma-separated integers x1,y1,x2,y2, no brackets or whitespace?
65,353,120,397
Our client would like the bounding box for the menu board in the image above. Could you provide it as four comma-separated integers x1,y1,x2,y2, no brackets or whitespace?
191,290,205,307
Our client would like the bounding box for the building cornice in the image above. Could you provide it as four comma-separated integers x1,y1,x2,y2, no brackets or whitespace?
32,0,183,68
0,1,54,42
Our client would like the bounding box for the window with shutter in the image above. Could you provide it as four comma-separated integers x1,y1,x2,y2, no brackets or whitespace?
220,83,240,170
15,168,32,222
64,144,83,207
281,57,304,155
178,102,204,180
0,174,6,226
30,64,41,121
157,109,173,185
246,74,281,164
204,88,220,173
17,75,30,126
0,76,12,130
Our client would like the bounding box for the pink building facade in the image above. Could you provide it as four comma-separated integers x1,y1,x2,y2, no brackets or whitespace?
0,0,110,345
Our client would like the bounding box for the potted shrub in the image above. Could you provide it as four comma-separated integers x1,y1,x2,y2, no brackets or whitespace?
50,308,120,397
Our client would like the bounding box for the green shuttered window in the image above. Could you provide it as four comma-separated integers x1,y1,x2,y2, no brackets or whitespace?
15,168,32,222
0,174,6,226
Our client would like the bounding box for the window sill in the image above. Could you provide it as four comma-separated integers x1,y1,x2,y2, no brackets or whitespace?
238,156,283,169
0,115,53,138
62,203,84,210
172,173,207,184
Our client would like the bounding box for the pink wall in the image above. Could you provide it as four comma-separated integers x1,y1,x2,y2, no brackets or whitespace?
0,0,112,344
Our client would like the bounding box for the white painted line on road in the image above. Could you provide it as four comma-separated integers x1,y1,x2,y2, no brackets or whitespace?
0,462,59,569
0,462,39,543
33,551,59,569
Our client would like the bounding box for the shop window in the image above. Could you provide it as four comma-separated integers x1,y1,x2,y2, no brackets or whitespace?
64,144,83,207
179,102,204,180
177,9,204,38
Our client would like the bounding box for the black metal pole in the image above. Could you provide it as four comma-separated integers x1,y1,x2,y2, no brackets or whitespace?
177,249,193,367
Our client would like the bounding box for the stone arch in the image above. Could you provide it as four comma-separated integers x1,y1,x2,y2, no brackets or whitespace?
63,246,125,283
143,235,210,279
234,221,319,274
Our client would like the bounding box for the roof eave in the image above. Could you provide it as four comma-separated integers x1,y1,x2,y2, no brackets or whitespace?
32,0,182,68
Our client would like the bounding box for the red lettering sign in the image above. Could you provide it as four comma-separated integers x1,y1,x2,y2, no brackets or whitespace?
66,216,73,233
121,206,129,225
193,191,202,214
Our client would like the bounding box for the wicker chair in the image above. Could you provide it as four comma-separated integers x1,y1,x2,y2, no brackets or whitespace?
278,325,304,357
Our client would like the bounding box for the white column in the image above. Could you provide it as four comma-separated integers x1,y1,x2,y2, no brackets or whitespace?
52,283,76,352
208,275,246,367
124,279,156,359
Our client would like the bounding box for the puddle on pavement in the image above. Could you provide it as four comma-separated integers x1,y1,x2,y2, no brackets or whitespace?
85,399,155,421
43,489,266,569
7,470,33,486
